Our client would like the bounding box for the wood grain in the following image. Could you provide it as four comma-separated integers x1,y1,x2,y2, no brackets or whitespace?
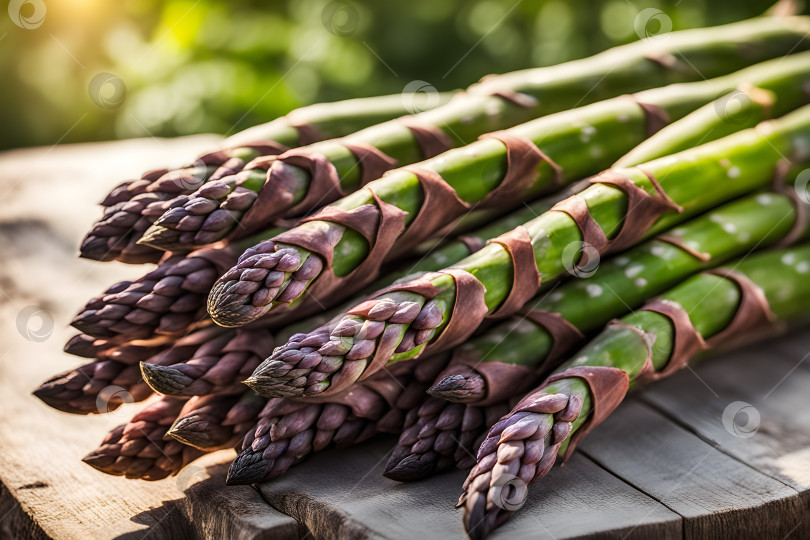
257,440,681,540
581,399,803,539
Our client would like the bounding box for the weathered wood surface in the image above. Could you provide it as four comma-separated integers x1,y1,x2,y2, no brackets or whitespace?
1,138,809,539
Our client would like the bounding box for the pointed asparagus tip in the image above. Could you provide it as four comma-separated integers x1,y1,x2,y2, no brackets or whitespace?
167,415,214,448
207,281,267,327
226,449,272,485
140,362,192,395
382,453,437,482
427,373,487,403
81,450,118,473
63,334,100,357
242,374,304,399
137,224,180,250
79,236,118,262
32,383,95,414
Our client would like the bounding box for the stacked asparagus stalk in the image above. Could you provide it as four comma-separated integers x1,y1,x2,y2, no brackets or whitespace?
37,13,810,539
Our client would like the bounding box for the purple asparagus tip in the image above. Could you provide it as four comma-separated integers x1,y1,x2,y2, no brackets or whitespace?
226,447,273,485
79,236,120,262
207,281,273,328
32,387,97,415
79,190,168,264
138,169,265,252
383,453,440,481
242,371,306,399
81,450,120,473
207,241,324,328
244,293,445,399
462,494,499,540
140,362,192,395
63,334,108,358
137,224,185,251
168,414,232,449
428,373,487,403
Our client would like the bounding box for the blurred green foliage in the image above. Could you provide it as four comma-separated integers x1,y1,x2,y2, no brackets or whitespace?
0,0,784,149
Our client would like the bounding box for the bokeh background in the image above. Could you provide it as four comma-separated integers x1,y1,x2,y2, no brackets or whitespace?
0,0,790,150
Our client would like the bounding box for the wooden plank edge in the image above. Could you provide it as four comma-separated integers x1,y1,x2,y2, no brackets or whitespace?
581,400,804,539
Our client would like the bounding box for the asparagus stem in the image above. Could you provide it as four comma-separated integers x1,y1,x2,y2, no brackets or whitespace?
207,52,810,327
247,105,810,399
460,243,810,537
429,189,808,403
144,17,810,253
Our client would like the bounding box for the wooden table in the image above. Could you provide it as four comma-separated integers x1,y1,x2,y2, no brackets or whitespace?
1,138,808,539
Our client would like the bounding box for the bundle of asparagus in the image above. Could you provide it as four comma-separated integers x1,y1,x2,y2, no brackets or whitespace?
34,12,810,540
247,104,810,399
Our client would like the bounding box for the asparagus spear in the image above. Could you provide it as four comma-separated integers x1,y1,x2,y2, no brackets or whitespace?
34,329,224,414
167,392,267,450
139,327,274,397
63,333,174,362
246,105,810,399
71,225,282,342
82,93,445,263
460,243,810,538
428,189,809,403
226,401,377,485
384,398,509,482
82,397,204,480
206,53,810,327
227,356,446,485
141,16,810,253
34,360,159,414
81,156,260,264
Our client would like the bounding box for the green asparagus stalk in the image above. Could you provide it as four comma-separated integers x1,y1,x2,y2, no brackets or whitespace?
247,105,810,399
615,84,780,167
389,185,810,479
428,189,809,403
81,93,449,264
459,243,810,538
206,53,810,328
141,16,810,253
